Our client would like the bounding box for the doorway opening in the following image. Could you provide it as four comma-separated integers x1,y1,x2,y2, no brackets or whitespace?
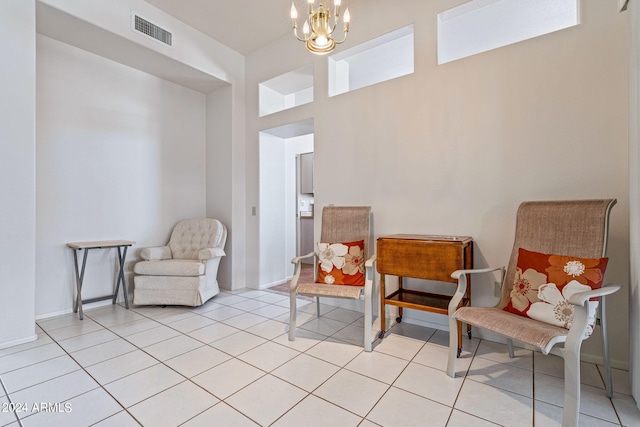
258,118,314,288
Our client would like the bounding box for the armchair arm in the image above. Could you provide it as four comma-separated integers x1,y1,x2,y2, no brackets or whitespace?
291,251,315,265
365,253,377,268
363,254,377,298
364,254,377,296
448,266,506,314
290,252,316,293
567,283,622,306
199,247,226,260
140,246,172,261
563,283,623,366
447,265,506,375
451,266,506,281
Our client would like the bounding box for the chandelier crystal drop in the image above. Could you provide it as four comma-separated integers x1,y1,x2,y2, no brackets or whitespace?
290,0,350,55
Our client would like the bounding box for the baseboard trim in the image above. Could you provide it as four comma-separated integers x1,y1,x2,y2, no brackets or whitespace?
0,333,38,350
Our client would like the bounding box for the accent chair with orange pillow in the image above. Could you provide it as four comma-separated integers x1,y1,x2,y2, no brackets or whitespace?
445,199,620,427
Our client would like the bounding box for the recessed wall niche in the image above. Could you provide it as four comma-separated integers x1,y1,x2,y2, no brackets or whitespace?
437,0,579,64
328,24,414,97
259,64,314,117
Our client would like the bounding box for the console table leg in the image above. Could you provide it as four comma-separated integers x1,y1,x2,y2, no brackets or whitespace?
114,246,130,309
73,249,89,320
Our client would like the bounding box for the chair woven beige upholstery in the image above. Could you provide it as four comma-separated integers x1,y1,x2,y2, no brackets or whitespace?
133,218,226,307
446,199,620,427
289,206,377,351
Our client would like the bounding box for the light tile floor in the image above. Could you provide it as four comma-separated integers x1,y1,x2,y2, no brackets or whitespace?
1,288,639,427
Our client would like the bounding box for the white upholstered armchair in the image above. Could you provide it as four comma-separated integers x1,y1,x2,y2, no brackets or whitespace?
133,218,227,306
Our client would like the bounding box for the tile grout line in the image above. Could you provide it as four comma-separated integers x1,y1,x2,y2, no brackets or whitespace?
210,304,359,425
207,295,368,425
83,297,333,426
40,305,232,424
371,329,464,426
69,304,371,426
594,361,625,426
446,334,481,426
82,312,228,425
0,374,24,427
34,324,142,426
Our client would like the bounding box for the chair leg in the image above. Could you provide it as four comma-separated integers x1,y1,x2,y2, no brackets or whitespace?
507,338,515,358
562,351,580,427
364,286,373,352
289,291,298,342
446,311,458,377
446,273,468,378
600,296,614,399
562,304,590,427
563,342,581,427
316,296,321,317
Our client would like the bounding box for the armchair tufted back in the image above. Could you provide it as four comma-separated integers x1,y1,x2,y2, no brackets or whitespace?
168,218,227,260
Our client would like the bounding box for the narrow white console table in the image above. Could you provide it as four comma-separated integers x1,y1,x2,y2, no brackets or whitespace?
67,240,135,320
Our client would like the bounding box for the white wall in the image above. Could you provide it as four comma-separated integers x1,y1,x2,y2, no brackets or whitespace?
207,75,246,291
35,0,246,296
36,35,207,317
259,85,286,117
258,133,286,288
206,86,233,289
246,0,630,367
0,0,37,348
627,0,640,407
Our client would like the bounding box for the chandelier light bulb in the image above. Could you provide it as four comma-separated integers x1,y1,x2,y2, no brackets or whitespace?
290,0,350,54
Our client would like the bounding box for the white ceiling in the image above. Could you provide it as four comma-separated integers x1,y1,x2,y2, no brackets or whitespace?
144,0,361,55
261,64,314,94
261,118,315,138
36,0,363,93
145,0,297,55
36,2,228,93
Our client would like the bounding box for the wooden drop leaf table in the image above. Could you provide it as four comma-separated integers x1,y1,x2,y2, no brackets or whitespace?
377,234,473,357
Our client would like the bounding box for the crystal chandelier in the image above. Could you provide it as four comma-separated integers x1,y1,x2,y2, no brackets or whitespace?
290,0,350,55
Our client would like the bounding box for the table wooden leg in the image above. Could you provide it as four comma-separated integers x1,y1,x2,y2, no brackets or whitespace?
380,274,386,337
397,276,403,322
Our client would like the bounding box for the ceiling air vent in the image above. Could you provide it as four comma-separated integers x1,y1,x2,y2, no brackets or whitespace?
132,13,172,46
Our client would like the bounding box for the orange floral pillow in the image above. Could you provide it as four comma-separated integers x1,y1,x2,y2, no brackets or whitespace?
504,248,608,335
316,240,365,286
